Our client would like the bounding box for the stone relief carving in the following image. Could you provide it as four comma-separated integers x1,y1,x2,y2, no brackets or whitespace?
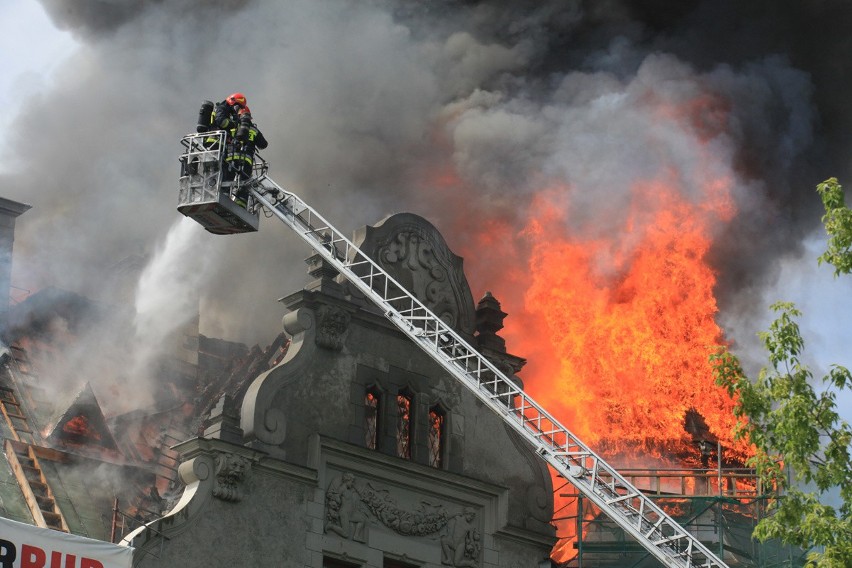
324,472,367,542
212,453,251,502
323,471,481,567
357,482,449,536
355,213,476,336
378,231,461,329
440,507,481,568
315,304,350,350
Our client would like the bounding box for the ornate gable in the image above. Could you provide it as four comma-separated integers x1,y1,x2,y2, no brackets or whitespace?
353,213,476,337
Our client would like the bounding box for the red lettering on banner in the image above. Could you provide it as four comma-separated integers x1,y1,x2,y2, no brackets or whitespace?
15,545,107,568
8,540,112,568
21,544,46,568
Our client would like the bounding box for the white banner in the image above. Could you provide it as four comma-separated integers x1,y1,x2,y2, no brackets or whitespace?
0,516,132,568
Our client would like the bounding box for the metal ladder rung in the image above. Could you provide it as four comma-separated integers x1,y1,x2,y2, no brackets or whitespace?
652,534,688,547
644,516,667,539
487,389,516,399
448,352,477,362
304,228,331,239
399,308,436,320
534,428,564,438
605,492,640,505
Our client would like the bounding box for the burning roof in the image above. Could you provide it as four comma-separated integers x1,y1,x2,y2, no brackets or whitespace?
0,282,290,542
46,383,121,456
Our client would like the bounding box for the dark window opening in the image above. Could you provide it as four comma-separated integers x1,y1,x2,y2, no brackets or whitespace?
384,558,419,568
365,388,380,450
396,392,412,459
428,406,445,468
324,557,360,568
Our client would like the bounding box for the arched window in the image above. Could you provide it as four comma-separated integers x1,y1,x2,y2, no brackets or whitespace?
365,388,380,450
396,391,412,459
428,406,445,468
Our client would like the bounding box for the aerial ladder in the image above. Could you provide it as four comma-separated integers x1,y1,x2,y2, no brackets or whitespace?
177,131,731,568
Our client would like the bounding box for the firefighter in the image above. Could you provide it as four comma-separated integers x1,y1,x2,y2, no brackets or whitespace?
223,109,268,208
193,92,263,207
184,95,244,178
197,92,248,133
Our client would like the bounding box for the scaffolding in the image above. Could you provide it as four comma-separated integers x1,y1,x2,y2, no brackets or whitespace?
555,466,806,568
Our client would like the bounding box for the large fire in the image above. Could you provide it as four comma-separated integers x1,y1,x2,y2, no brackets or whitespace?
431,94,754,561
512,177,741,452
447,172,747,456
460,177,751,559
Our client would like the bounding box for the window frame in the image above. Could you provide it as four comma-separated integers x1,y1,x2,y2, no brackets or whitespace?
364,386,382,450
427,404,447,468
395,389,414,460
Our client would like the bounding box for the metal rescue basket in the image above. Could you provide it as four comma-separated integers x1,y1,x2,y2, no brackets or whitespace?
177,131,266,234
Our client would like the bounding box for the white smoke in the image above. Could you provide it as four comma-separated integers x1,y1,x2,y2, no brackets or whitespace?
130,217,213,401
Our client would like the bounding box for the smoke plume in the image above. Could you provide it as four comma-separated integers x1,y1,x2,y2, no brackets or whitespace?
5,0,851,410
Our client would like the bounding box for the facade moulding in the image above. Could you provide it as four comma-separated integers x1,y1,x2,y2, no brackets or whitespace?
125,437,314,562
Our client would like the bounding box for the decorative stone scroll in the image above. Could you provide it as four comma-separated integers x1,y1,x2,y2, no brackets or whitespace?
324,472,481,567
354,213,476,337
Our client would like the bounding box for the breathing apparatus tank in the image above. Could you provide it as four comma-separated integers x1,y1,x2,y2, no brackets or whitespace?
196,100,214,133
235,112,252,143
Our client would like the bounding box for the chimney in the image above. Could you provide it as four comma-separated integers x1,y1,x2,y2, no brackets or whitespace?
0,197,31,329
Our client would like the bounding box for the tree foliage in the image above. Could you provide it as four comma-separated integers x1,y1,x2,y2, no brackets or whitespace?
710,179,852,567
817,177,852,276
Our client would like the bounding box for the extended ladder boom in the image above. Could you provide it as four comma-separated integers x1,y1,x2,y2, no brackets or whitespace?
177,133,730,568
246,178,729,568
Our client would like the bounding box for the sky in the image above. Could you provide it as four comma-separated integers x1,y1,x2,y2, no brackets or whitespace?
0,1,76,143
0,0,850,424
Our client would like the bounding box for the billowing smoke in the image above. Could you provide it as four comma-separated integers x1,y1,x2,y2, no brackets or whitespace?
4,0,850,410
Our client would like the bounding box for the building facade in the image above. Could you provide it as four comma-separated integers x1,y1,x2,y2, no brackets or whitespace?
128,212,556,568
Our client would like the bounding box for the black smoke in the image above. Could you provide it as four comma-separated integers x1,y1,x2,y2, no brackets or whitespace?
6,0,849,368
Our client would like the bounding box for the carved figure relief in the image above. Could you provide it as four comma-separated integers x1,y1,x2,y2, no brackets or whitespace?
324,473,367,542
212,453,251,502
323,471,480,566
315,304,350,350
440,507,481,567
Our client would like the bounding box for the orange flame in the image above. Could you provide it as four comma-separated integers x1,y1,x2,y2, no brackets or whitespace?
426,99,753,561
508,177,741,451
63,415,102,441
432,146,748,560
